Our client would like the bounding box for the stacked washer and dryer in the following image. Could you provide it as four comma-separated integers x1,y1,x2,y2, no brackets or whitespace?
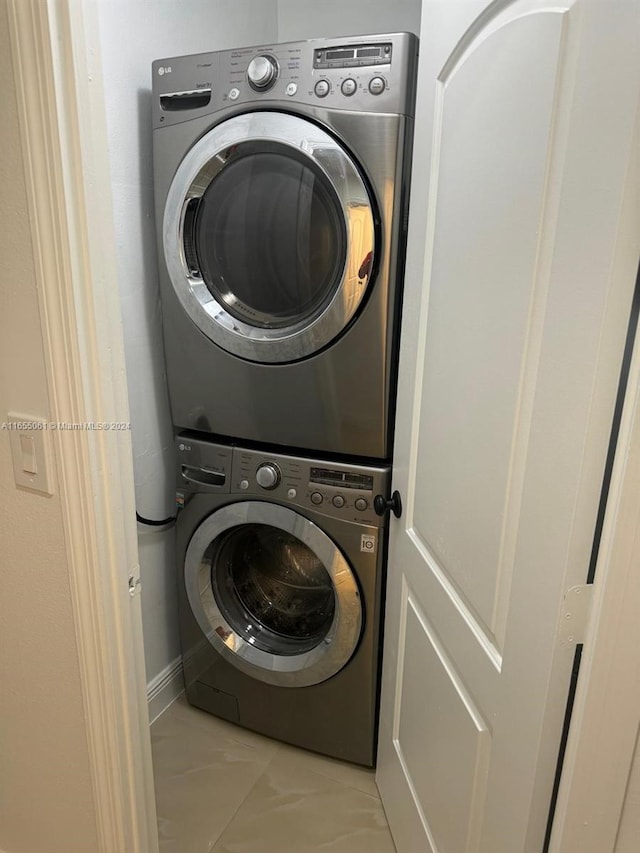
152,33,417,766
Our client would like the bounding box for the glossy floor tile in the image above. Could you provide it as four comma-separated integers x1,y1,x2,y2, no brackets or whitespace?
151,695,396,853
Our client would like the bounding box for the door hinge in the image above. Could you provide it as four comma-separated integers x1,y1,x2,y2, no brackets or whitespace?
558,584,594,648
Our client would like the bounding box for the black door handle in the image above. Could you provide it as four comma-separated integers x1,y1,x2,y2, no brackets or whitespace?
373,490,403,519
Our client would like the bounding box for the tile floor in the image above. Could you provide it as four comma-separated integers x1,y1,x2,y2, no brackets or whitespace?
151,694,397,852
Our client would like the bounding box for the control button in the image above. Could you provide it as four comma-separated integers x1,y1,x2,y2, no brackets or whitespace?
285,82,298,96
355,498,368,511
256,463,281,490
341,78,357,96
310,492,323,505
228,87,240,101
314,79,330,98
287,488,297,499
247,55,279,91
240,479,249,490
369,76,386,95
332,495,345,509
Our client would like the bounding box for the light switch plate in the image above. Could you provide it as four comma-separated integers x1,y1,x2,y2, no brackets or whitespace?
7,413,55,496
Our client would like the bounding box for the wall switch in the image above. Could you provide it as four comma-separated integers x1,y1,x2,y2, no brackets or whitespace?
7,414,54,496
20,434,38,474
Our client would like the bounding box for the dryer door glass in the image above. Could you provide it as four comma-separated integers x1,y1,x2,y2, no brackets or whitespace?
194,149,347,330
163,112,376,363
184,502,363,688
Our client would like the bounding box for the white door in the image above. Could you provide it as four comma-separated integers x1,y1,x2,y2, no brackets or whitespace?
377,2,640,852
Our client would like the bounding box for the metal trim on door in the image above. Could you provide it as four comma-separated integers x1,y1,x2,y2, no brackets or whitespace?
163,111,376,363
184,501,363,687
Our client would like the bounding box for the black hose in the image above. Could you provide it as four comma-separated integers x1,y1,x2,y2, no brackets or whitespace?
135,511,176,528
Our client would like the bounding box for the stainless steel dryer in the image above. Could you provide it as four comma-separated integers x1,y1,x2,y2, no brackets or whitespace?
175,435,390,766
152,34,418,459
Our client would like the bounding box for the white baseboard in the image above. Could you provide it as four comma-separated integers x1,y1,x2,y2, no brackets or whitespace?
147,657,184,724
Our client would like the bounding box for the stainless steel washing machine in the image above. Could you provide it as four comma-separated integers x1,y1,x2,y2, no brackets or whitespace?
174,434,390,766
152,33,418,459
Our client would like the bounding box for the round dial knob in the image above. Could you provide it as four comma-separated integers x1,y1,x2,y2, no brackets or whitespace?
341,78,357,96
369,76,386,95
256,463,281,490
247,55,279,90
314,79,330,98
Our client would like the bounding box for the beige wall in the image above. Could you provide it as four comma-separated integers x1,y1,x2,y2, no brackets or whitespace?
0,2,100,851
615,726,640,852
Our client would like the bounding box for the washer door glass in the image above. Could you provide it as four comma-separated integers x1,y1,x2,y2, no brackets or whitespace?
212,523,336,654
184,502,363,687
163,112,376,363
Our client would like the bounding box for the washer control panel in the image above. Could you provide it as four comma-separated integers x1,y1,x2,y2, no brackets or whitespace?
175,435,390,528
152,32,418,129
232,447,389,527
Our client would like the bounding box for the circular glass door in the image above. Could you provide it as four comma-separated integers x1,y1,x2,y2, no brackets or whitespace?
184,502,363,687
194,146,346,331
163,112,376,363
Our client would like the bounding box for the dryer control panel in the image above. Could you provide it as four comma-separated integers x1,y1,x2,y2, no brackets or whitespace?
152,32,418,129
175,436,390,528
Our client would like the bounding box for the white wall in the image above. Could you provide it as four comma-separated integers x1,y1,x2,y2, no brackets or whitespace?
276,0,421,41
97,0,278,687
0,2,100,850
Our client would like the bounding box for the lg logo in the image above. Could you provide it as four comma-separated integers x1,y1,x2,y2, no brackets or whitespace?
158,66,172,76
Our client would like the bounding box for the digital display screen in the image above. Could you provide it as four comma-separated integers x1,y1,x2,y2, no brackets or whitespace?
326,49,356,61
314,43,392,69
310,467,374,490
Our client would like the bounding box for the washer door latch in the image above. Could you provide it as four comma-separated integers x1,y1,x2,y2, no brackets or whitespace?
373,490,403,519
